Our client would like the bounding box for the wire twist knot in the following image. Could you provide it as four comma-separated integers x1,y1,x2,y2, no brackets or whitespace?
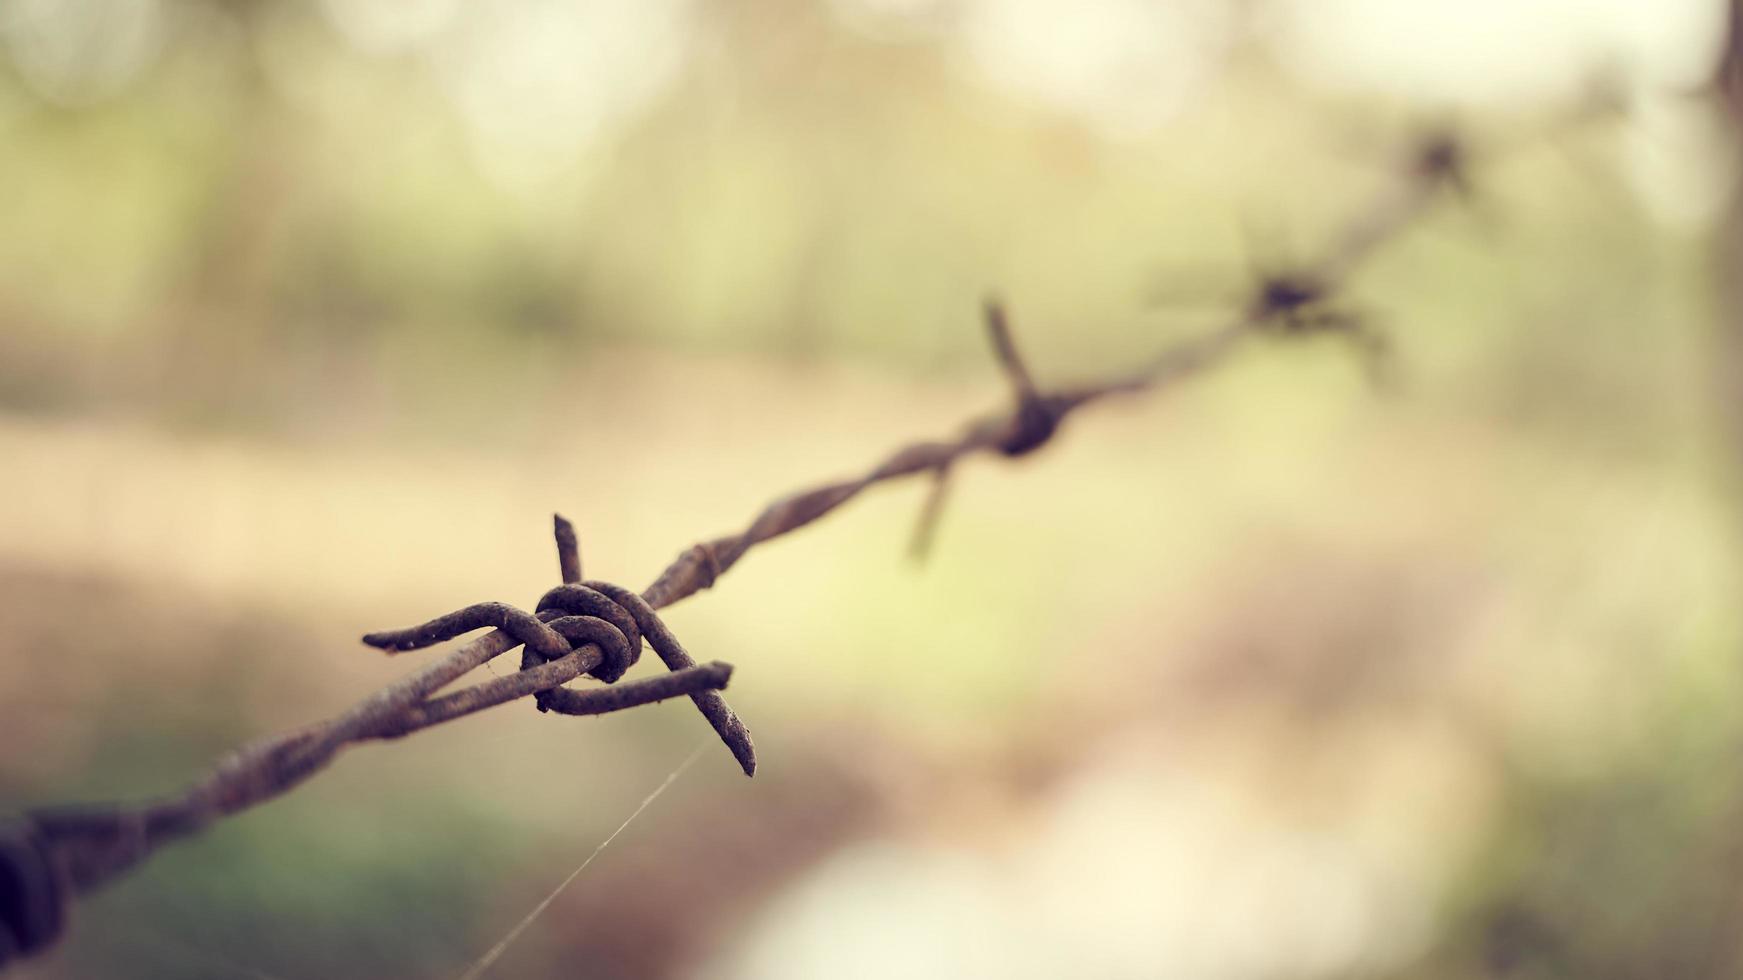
529,582,646,686
360,521,756,777
999,392,1061,457
361,581,696,711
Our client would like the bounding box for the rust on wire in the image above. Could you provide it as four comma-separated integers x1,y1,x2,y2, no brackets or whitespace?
554,513,582,585
0,109,1605,966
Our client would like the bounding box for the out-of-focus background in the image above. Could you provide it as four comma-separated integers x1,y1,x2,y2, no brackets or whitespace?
3,0,1742,977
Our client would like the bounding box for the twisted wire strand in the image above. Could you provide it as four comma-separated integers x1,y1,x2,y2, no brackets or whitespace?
0,108,1614,965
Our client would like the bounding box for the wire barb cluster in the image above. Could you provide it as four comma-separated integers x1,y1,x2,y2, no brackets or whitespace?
359,522,756,774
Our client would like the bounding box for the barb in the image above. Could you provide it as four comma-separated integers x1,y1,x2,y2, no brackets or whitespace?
553,513,582,585
0,109,1602,968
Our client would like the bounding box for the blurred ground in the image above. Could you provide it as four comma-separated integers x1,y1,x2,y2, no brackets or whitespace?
3,1,1743,978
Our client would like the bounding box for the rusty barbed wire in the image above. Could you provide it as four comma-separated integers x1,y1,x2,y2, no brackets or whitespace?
0,105,1608,967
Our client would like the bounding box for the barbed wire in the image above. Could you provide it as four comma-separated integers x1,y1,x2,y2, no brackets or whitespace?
0,104,1607,968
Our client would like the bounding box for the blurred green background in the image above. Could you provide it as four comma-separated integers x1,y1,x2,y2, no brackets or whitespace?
3,0,1742,977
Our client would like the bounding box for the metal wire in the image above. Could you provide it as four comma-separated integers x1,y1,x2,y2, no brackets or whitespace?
0,113,1604,967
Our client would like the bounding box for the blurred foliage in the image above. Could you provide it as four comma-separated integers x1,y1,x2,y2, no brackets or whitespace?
2,0,1741,978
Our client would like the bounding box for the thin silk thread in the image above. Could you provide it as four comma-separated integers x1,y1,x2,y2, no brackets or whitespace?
455,739,709,980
